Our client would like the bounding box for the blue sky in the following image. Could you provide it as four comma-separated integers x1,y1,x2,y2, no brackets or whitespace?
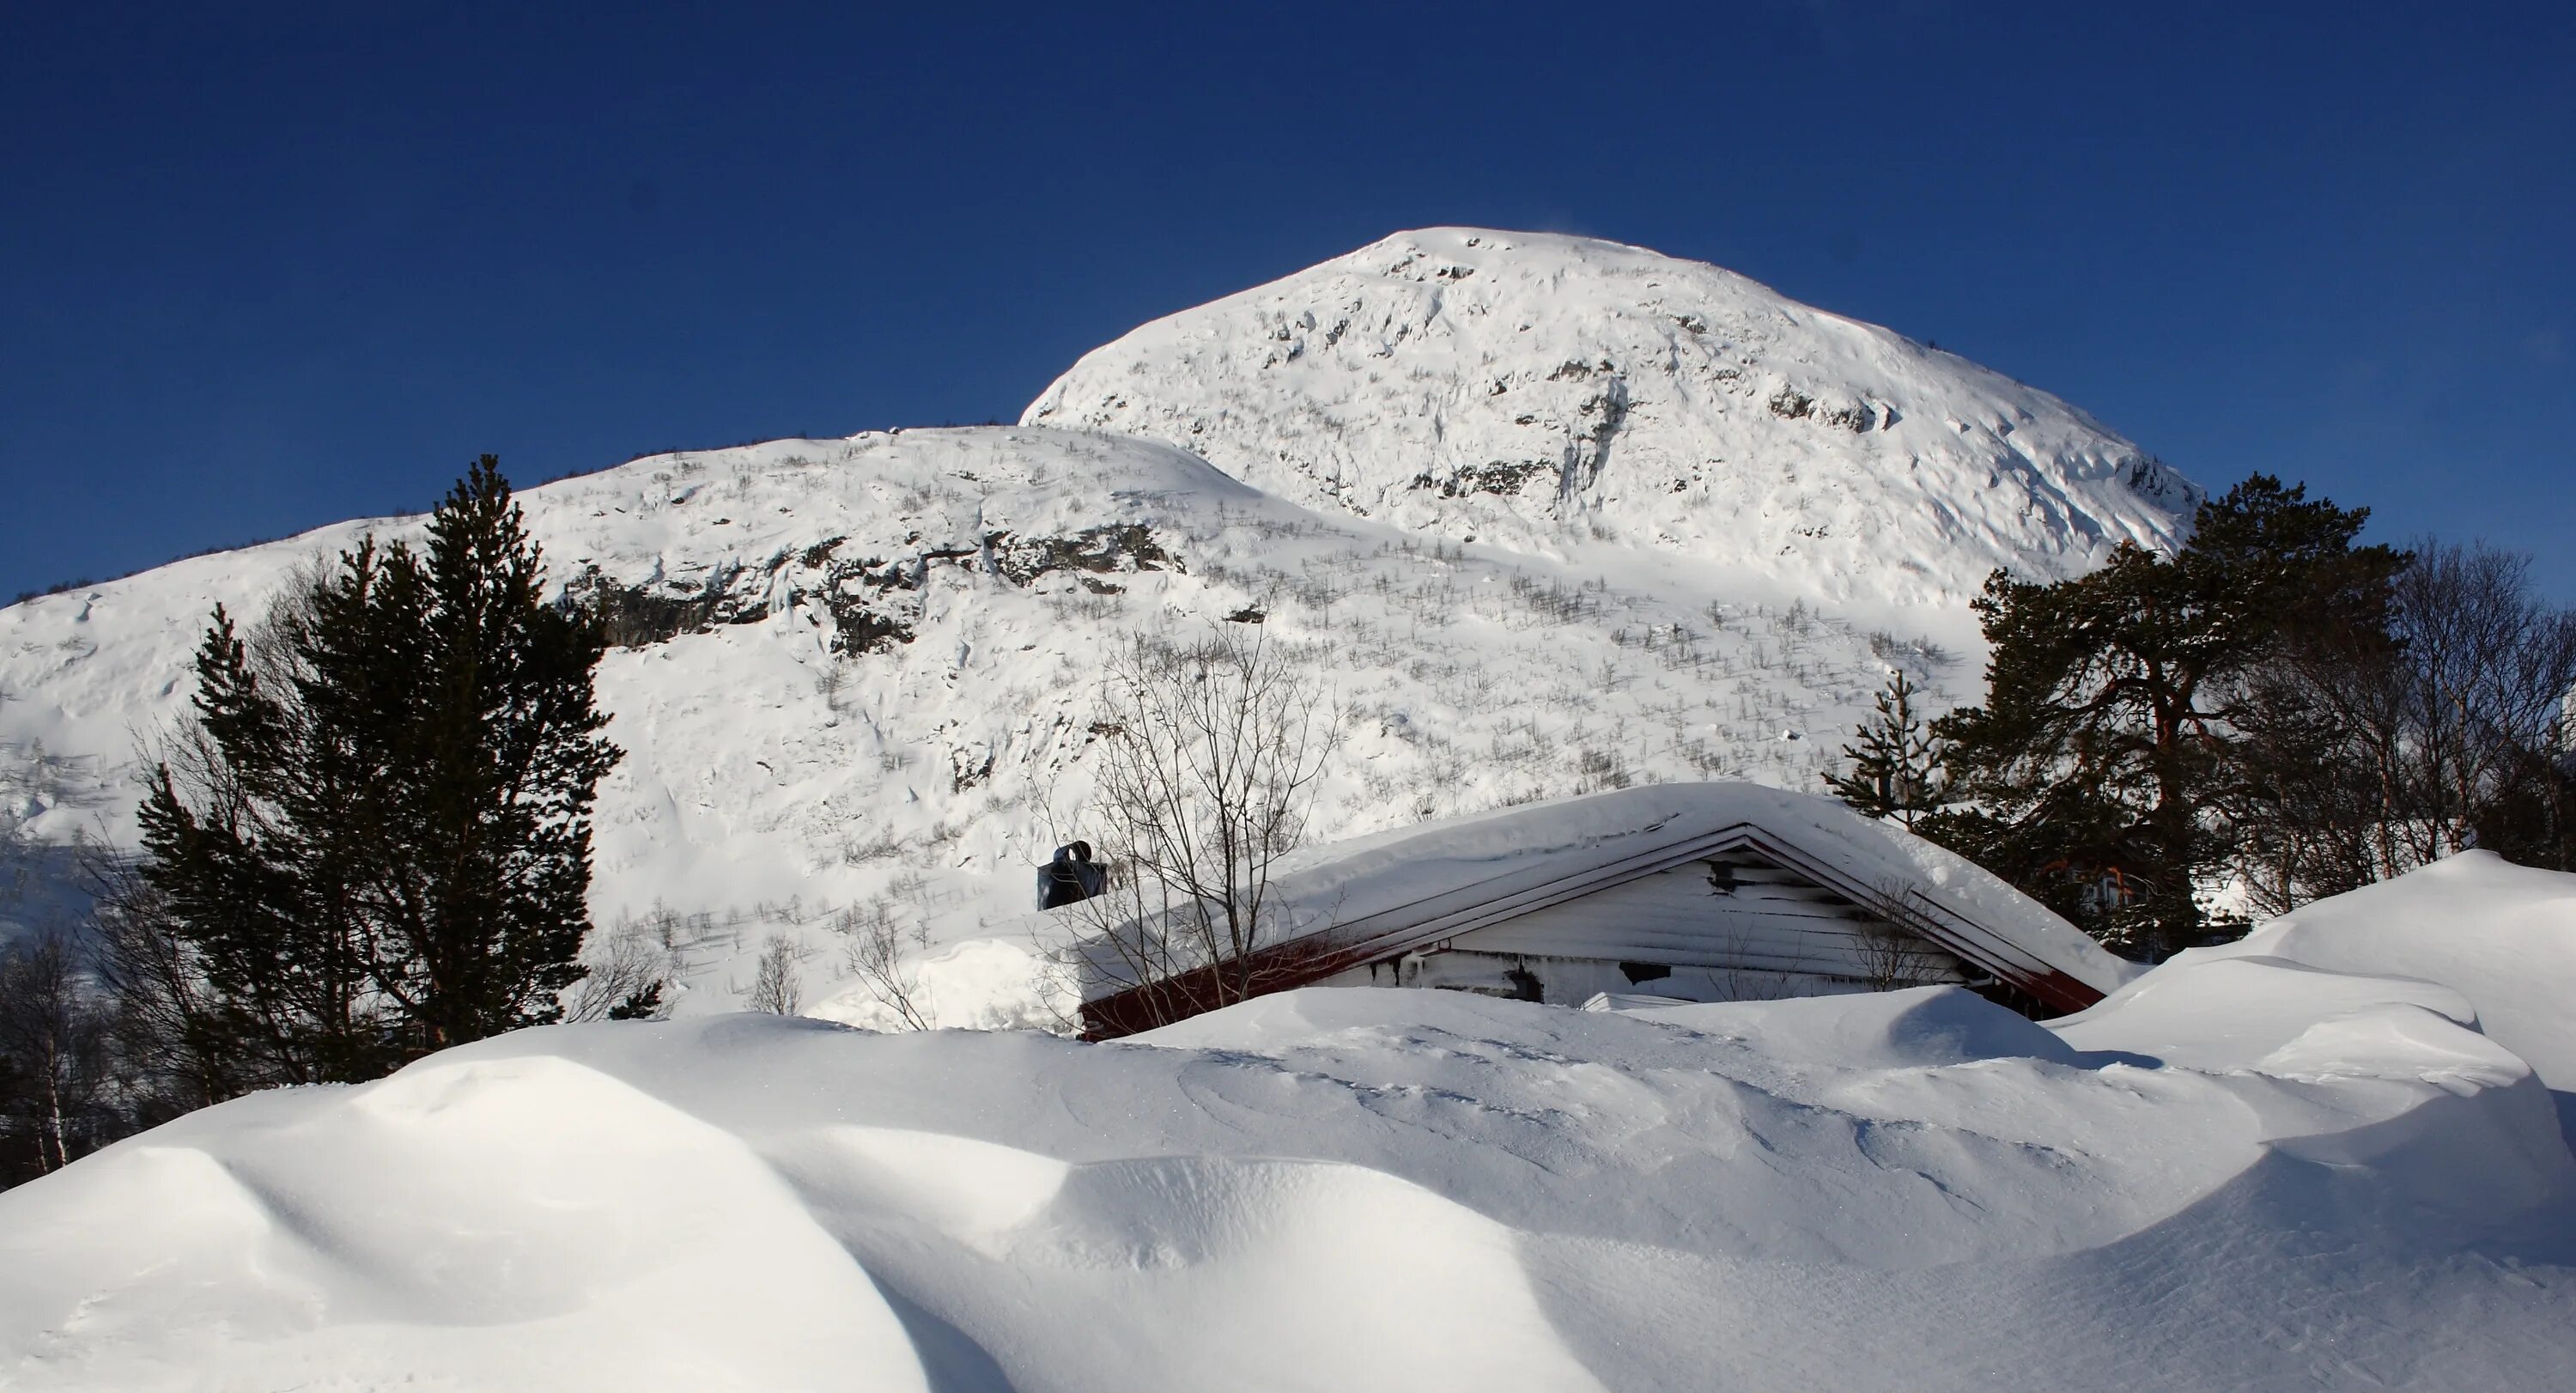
5,1,2571,600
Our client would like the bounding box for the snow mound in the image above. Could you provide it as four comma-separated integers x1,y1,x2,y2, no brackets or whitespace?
3,1049,930,1390
2059,850,2576,1141
1028,228,2202,608
1611,982,2085,1069
10,897,2576,1391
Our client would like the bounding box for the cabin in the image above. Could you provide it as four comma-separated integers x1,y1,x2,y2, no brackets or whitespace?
1075,782,2136,1039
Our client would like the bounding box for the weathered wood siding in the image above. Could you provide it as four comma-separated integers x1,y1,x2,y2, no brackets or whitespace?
1431,850,1967,985
1321,949,1887,1007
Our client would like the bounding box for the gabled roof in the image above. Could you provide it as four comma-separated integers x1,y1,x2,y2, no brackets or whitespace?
1078,782,2138,1037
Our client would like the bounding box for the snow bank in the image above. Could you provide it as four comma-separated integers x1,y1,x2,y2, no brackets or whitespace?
10,859,2576,1390
2058,850,2576,1141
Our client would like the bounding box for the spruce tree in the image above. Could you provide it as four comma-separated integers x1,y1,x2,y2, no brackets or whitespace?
1822,670,1949,828
137,458,620,1078
137,593,393,1084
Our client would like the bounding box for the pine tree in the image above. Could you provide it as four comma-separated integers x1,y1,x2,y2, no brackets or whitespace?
1821,670,1949,827
137,457,620,1078
1923,477,2403,960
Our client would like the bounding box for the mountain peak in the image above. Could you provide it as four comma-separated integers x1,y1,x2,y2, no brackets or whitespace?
1027,228,2200,607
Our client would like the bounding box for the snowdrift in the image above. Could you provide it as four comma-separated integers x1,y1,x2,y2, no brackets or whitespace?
2058,849,2576,1140
7,855,2575,1391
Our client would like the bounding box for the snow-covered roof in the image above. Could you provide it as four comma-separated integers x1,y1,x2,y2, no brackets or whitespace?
1080,782,2138,1034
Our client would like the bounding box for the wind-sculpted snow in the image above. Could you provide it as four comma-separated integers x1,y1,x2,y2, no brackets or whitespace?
1028,228,2202,607
2058,850,2576,1142
9,860,2576,1390
3,427,1943,1018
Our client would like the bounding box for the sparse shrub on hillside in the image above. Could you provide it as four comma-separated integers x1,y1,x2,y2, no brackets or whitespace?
1866,629,1954,670
1576,746,1631,793
564,917,676,1023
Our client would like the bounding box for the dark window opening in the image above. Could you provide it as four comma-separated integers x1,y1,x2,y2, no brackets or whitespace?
1619,961,1673,985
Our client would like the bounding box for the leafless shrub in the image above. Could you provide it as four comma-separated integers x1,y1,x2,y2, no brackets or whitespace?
1703,918,1807,1002
1854,883,1957,991
1575,746,1631,793
564,918,677,1023
841,831,908,866
835,899,933,1031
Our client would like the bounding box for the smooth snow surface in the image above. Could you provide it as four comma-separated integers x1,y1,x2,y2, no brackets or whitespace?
8,855,2575,1391
1029,228,2201,607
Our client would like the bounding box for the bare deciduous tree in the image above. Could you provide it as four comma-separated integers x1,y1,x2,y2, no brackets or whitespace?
0,929,112,1178
748,934,803,1016
2235,541,2576,912
1048,626,1344,1034
2377,544,2576,871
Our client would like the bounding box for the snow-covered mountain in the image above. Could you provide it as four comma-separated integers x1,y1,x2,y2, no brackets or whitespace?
2,229,2203,1022
4,426,1935,1021
1029,228,2200,607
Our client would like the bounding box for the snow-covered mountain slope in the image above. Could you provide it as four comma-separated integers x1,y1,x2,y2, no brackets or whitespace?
3,426,1934,1019
1027,228,2202,609
3,228,2212,1019
6,856,2573,1391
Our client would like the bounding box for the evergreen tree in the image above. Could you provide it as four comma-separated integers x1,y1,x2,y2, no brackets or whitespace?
136,588,392,1083
1924,477,2404,960
137,457,620,1078
1821,670,1949,827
